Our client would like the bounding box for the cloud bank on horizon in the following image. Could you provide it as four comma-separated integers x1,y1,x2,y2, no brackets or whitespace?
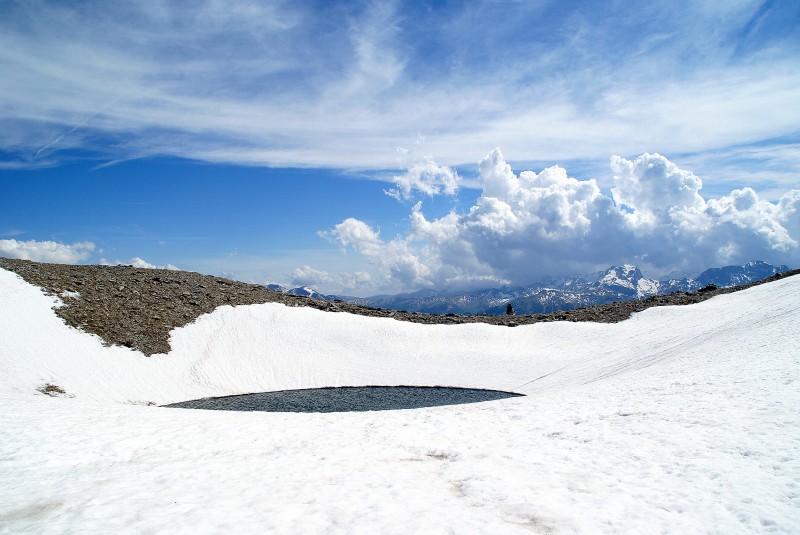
0,241,181,271
3,150,799,293
0,239,95,264
323,150,800,291
0,0,798,182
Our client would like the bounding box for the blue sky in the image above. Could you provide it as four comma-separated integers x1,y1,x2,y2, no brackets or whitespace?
1,0,799,295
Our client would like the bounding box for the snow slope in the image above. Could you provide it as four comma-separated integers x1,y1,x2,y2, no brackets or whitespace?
1,267,798,534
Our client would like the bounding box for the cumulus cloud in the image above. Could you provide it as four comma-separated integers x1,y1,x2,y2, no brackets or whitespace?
0,239,95,263
324,150,800,291
611,153,705,227
338,271,372,290
385,155,460,200
320,218,433,289
291,265,331,287
101,257,180,270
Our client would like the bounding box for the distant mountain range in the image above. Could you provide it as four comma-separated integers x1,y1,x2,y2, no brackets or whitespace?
267,261,790,316
265,284,329,300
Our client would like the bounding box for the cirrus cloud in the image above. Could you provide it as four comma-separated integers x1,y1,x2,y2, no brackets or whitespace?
1,1,798,175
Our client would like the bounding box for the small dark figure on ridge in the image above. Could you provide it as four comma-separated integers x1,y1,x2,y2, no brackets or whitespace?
506,303,514,315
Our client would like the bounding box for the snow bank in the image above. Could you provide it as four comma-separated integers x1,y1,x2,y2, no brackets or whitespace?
1,267,798,534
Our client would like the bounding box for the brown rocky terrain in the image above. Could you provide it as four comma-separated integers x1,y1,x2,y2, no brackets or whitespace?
1,257,797,357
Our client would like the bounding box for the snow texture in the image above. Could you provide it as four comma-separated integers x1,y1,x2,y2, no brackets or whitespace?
0,267,798,534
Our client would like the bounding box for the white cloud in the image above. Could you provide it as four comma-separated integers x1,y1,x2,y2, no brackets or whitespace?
0,239,94,263
0,1,798,178
321,219,433,289
100,257,180,270
385,154,460,200
130,257,180,271
291,265,330,287
129,257,158,269
324,150,800,291
611,153,705,227
338,271,372,290
778,190,800,243
341,1,405,96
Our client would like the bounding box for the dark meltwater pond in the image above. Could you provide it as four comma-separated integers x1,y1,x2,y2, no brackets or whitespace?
164,386,523,413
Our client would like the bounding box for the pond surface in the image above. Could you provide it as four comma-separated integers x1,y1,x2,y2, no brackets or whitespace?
164,386,523,413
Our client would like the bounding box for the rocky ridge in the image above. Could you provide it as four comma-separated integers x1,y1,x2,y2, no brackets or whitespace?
1,257,797,357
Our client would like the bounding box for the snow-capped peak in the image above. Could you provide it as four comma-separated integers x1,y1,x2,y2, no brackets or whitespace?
596,265,662,298
600,265,643,287
265,284,329,300
286,286,329,299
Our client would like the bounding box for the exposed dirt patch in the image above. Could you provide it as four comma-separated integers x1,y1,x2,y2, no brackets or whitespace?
37,383,67,397
2,257,797,357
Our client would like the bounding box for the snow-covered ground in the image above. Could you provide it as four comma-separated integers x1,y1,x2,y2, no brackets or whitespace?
1,267,798,534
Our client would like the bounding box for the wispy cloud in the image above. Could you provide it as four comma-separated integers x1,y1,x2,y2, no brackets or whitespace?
1,0,797,176
674,137,800,200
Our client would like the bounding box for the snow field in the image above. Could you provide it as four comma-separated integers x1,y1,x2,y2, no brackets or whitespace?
0,268,798,534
